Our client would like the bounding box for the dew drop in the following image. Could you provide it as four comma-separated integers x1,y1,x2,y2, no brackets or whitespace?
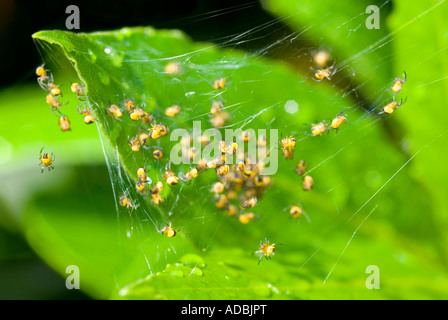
267,283,279,294
170,269,184,278
190,267,203,277
251,283,272,298
180,254,205,268
87,49,97,62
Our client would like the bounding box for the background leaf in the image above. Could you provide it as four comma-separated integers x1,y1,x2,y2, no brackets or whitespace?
26,20,448,299
1,0,447,300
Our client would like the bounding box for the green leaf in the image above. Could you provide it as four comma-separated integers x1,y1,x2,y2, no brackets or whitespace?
388,0,448,265
25,23,448,300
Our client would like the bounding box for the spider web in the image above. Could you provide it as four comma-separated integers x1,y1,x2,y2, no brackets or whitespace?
35,0,448,298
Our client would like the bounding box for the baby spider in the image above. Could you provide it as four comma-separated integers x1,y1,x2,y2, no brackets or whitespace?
188,146,199,160
148,122,164,139
226,141,238,155
282,147,294,159
138,132,150,145
240,196,257,209
380,96,407,115
303,175,314,191
311,63,336,82
152,149,163,160
215,194,229,209
286,205,311,222
197,135,210,146
39,146,55,173
165,105,181,117
71,82,84,95
253,175,271,188
210,113,229,128
289,205,303,218
157,223,179,238
135,181,147,194
141,111,153,124
119,192,138,210
279,134,296,150
185,167,199,181
58,114,71,132
312,49,331,68
78,105,95,124
151,192,164,205
206,157,224,169
46,94,65,112
129,107,145,121
296,160,307,175
211,182,225,194
216,164,230,176
164,62,181,75
108,104,123,119
160,124,168,137
213,78,226,90
331,111,349,131
137,167,151,183
239,212,255,224
241,130,252,142
234,158,246,172
48,82,62,97
164,161,179,186
36,64,49,80
227,204,238,217
392,71,407,94
150,181,164,195
210,101,223,115
36,64,53,90
257,134,267,147
306,121,329,136
124,98,136,112
197,159,207,171
253,237,281,264
128,136,141,152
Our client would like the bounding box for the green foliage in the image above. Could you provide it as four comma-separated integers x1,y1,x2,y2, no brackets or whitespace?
0,0,446,300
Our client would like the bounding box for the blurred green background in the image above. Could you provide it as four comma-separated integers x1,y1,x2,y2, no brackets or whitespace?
1,0,448,299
